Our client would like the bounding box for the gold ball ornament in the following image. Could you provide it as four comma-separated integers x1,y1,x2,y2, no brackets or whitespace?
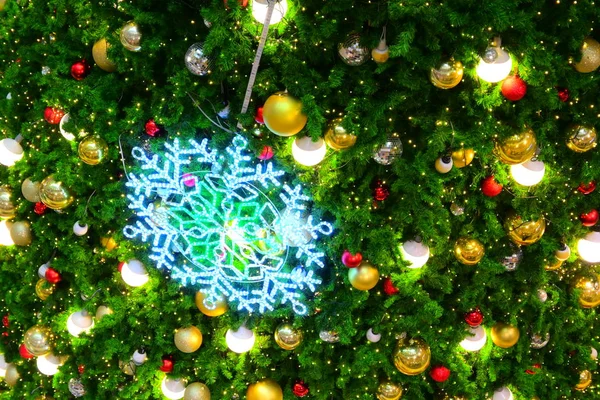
4,363,19,387
0,0,6,11
262,92,307,137
454,237,485,266
10,221,32,246
120,21,142,52
78,136,109,165
348,261,380,290
35,278,55,301
174,326,203,353
195,291,227,317
490,322,520,348
184,382,211,400
573,271,600,308
504,213,545,246
566,124,597,153
39,175,74,210
274,323,303,350
21,178,41,203
430,59,464,89
451,148,475,168
574,37,600,73
119,360,136,376
24,325,54,356
92,38,117,72
246,379,283,400
376,381,403,400
324,118,357,150
495,129,537,165
393,336,431,375
575,370,592,391
0,186,16,219
100,236,118,251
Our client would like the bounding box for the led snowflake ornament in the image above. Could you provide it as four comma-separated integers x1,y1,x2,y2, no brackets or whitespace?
124,136,333,314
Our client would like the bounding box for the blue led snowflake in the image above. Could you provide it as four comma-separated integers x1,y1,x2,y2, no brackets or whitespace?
124,135,333,314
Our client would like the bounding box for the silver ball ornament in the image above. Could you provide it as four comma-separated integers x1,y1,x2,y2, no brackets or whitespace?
185,43,211,76
373,135,403,165
483,48,499,63
537,289,548,303
319,330,340,343
450,203,465,216
69,378,86,398
530,332,550,349
338,33,370,66
501,245,523,271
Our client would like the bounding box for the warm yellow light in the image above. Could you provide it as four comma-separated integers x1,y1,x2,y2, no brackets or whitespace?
578,232,600,264
66,310,94,337
400,240,430,269
510,160,545,186
459,326,487,351
252,0,288,25
161,377,186,400
37,353,64,376
225,326,255,353
476,42,512,83
292,136,327,166
121,259,149,287
0,221,14,246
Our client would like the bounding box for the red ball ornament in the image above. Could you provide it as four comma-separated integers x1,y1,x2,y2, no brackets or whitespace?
578,181,596,195
255,107,265,124
481,176,503,197
464,308,483,327
557,87,569,102
2,314,8,328
383,277,399,296
292,380,309,397
144,119,163,137
525,363,542,375
118,261,125,272
501,76,527,101
372,180,390,201
341,250,363,268
44,107,65,125
78,364,85,374
429,365,451,382
258,145,274,160
45,267,62,284
160,355,174,373
224,0,248,8
580,209,599,227
70,59,91,81
19,343,35,359
34,202,47,215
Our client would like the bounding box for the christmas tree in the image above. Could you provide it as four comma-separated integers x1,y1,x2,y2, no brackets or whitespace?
0,0,600,398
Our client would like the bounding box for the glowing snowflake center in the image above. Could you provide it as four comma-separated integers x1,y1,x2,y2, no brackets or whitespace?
124,136,333,314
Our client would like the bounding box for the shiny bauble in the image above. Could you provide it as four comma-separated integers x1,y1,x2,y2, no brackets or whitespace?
492,386,513,400
454,237,485,265
95,305,113,321
274,323,303,350
429,365,451,382
500,244,523,272
0,186,15,219
393,336,431,375
73,221,89,236
451,148,474,168
35,278,55,300
537,289,548,302
174,326,203,353
70,59,91,81
435,155,453,173
575,370,592,391
132,349,147,366
491,322,520,348
24,325,54,356
504,213,545,246
481,175,503,197
44,107,65,125
324,118,357,150
338,33,369,66
185,43,211,76
464,308,484,327
376,381,403,400
366,328,382,343
92,38,116,72
501,75,527,101
573,271,600,308
319,330,340,343
119,360,136,376
21,178,41,203
10,221,31,246
4,363,19,387
195,291,227,317
262,92,307,137
78,136,109,165
247,379,283,400
341,250,363,268
494,129,537,165
574,37,600,73
430,59,464,89
120,21,142,51
530,332,550,349
101,236,118,251
566,124,597,153
373,135,403,165
348,261,379,290
39,175,74,210
292,136,327,166
555,244,571,261
184,382,211,400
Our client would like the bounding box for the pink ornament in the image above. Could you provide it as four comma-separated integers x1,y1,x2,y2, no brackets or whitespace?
258,145,274,160
182,173,196,187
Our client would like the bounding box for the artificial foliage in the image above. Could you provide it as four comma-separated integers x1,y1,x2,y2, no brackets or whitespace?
0,0,598,399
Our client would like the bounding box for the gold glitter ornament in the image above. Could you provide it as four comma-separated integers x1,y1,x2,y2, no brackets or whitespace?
574,37,600,73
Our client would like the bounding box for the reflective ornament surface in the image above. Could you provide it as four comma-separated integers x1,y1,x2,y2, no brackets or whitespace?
319,330,339,343
430,59,464,89
274,323,303,350
68,378,86,398
120,21,142,51
454,237,485,265
566,124,597,153
10,221,31,246
247,379,283,400
185,43,211,76
393,336,431,375
195,291,227,317
35,278,55,300
450,203,464,216
119,359,136,376
78,136,109,165
530,332,550,349
575,370,592,390
184,382,211,400
324,118,357,150
338,33,370,66
21,178,41,203
573,271,600,308
262,91,307,137
24,325,54,356
451,148,474,168
0,186,15,219
348,261,380,290
92,38,116,72
504,213,545,246
501,244,523,271
376,381,403,400
491,322,520,348
495,129,537,165
373,135,402,165
4,363,19,387
574,37,600,73
174,326,203,353
40,175,74,210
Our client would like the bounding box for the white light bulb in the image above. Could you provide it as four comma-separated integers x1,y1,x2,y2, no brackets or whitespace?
226,326,256,353
510,160,545,186
578,231,600,264
492,386,513,400
252,0,288,25
0,221,14,246
120,259,149,287
292,136,327,167
161,377,186,400
460,326,487,351
0,137,24,167
67,310,94,337
476,47,512,83
37,353,63,376
400,240,430,269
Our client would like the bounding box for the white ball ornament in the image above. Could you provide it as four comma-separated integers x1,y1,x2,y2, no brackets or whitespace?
492,386,513,400
73,221,89,236
591,347,598,361
38,263,50,278
366,328,381,343
0,354,8,378
37,353,64,376
120,259,149,287
435,155,453,173
292,136,327,167
460,326,487,352
578,231,600,264
400,239,430,269
67,310,94,337
537,289,548,302
95,305,113,321
225,326,255,354
132,349,148,366
161,377,186,400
